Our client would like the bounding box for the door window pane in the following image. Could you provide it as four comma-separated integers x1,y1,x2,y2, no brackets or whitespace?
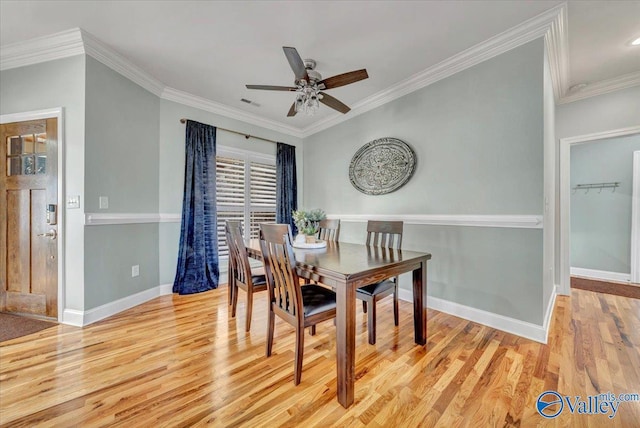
7,136,21,155
21,134,34,154
6,133,47,176
35,133,47,153
36,155,46,174
22,156,34,175
7,157,21,176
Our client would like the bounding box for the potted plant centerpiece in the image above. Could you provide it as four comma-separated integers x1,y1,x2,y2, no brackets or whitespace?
292,209,326,244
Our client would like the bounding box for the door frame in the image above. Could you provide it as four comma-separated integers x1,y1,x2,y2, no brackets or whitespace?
1,108,65,320
632,151,640,284
559,125,640,295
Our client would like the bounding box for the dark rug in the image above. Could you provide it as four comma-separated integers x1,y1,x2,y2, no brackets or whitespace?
0,312,57,342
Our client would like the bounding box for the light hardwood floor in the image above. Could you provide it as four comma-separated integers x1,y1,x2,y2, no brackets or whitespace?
1,287,639,427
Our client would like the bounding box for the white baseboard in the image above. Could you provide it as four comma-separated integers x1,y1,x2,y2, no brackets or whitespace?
61,283,174,327
570,267,631,283
397,288,552,344
541,287,557,343
61,309,85,327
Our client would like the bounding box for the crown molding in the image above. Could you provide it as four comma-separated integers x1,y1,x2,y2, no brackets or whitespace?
301,3,567,137
3,4,633,137
80,29,165,96
544,3,569,102
0,27,165,97
558,71,640,104
161,87,304,139
0,28,84,70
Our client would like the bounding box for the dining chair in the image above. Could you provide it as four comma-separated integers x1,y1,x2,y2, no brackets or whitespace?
305,218,341,336
225,221,242,306
317,218,340,242
227,220,268,332
357,220,403,345
259,223,337,385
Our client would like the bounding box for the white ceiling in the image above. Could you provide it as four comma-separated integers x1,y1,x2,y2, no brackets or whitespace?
1,1,639,134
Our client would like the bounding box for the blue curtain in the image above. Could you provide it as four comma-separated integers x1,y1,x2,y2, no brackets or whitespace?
276,143,298,234
173,120,219,294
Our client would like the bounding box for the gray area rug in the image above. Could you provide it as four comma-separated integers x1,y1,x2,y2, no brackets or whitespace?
0,312,57,342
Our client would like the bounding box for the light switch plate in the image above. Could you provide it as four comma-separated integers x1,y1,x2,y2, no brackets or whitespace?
99,196,109,209
132,265,139,277
67,195,80,209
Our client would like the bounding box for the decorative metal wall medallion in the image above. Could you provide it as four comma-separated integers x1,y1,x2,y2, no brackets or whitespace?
349,137,416,195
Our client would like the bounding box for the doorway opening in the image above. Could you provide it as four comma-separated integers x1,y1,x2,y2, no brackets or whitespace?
559,126,640,297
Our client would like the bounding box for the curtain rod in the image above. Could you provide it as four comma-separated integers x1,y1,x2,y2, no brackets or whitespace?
179,118,278,145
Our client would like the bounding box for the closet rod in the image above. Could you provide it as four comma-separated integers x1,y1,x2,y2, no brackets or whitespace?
179,118,278,145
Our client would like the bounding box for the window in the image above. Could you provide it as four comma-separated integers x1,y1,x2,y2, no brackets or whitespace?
216,147,276,259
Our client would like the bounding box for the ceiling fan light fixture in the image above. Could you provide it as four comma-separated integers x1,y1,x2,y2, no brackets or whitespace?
294,88,320,115
246,46,368,117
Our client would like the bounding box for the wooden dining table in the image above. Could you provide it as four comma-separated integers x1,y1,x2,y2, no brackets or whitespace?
247,239,432,408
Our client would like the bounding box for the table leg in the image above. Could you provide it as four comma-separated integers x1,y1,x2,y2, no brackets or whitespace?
412,259,427,345
336,280,355,408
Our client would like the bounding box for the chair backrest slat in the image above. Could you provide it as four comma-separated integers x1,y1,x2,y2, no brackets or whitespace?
227,221,252,284
260,224,303,320
317,218,340,242
225,221,240,280
366,220,403,250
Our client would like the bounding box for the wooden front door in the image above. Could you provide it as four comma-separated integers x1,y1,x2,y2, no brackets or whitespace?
0,119,58,319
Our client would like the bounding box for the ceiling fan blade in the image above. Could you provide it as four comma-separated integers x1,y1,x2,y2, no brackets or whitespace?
319,69,368,90
283,46,309,81
287,102,297,117
319,92,350,114
246,84,297,91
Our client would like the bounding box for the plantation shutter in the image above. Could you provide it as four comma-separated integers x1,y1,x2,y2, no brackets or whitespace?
216,149,276,258
249,160,277,239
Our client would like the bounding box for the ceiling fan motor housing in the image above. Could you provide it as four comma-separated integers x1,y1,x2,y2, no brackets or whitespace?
302,58,321,83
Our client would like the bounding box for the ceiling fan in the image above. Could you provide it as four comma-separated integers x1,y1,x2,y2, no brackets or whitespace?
246,46,368,117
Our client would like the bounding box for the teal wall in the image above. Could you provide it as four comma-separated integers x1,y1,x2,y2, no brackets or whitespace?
570,133,640,274
303,39,546,324
83,57,160,309
85,57,159,212
84,224,159,308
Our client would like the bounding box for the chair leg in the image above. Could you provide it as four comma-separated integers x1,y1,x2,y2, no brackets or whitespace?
231,283,239,318
245,289,253,332
266,306,275,357
294,323,305,385
393,289,399,326
309,325,316,336
362,300,367,313
367,298,376,345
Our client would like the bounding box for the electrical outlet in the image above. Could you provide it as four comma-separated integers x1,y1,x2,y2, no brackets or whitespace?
132,265,139,277
99,196,109,209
